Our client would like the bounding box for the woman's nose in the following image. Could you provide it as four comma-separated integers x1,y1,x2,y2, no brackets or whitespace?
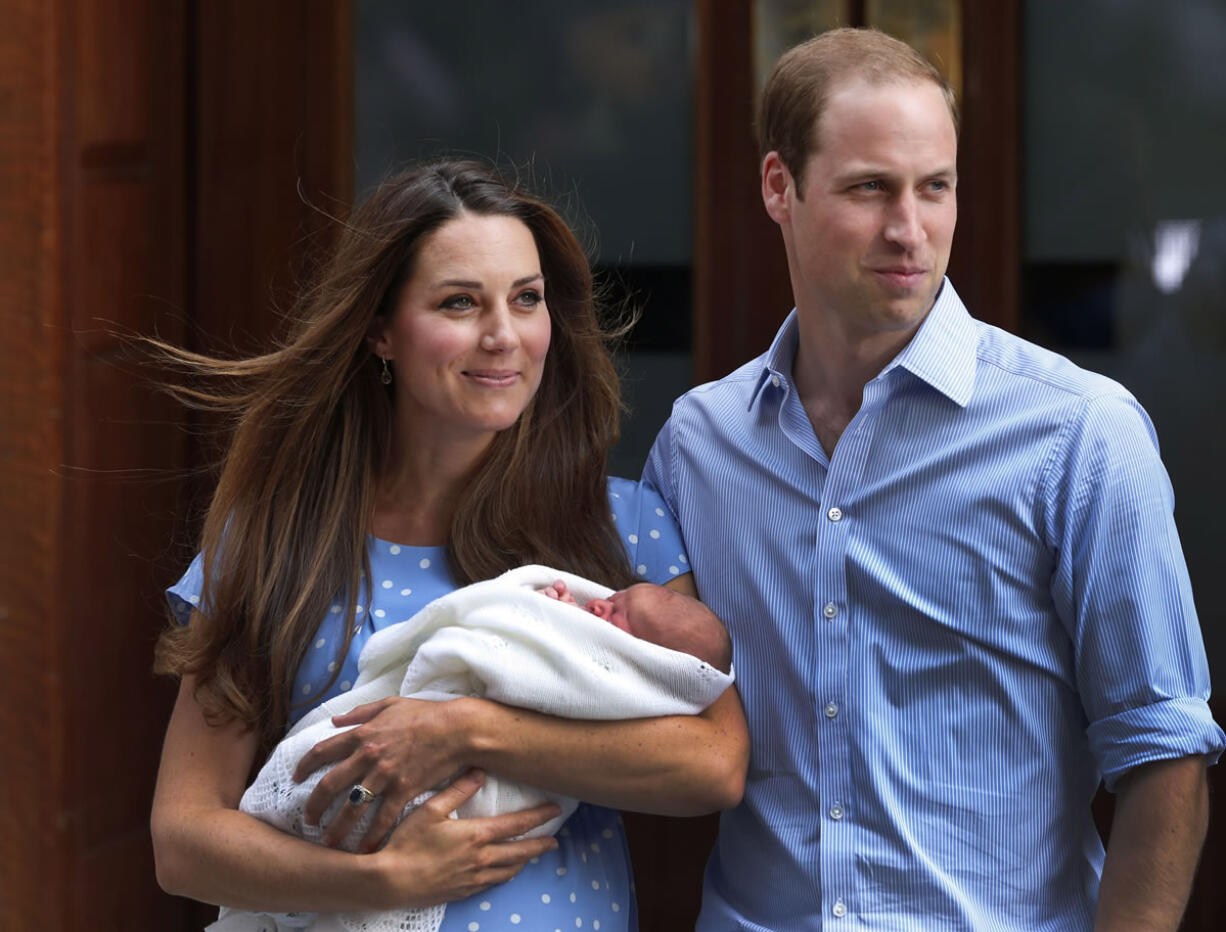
479,304,519,352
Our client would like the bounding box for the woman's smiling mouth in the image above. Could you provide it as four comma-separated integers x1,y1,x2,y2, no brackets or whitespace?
463,368,520,387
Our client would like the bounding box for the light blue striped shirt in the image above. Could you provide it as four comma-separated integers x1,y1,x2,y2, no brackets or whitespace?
644,281,1224,931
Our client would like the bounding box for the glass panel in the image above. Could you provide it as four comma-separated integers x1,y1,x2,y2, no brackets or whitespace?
753,2,961,103
754,0,846,93
866,0,961,99
354,0,695,475
355,0,693,266
1023,0,1226,680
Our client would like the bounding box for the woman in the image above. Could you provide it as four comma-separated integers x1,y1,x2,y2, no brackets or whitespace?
150,160,748,931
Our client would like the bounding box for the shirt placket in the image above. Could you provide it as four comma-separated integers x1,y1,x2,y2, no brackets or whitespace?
811,380,885,927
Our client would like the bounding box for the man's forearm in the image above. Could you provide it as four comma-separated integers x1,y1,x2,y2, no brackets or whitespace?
1094,756,1209,932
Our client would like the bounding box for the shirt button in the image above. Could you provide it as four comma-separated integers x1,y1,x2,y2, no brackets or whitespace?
832,899,847,918
829,802,844,820
824,702,839,719
823,602,839,620
770,375,781,388
827,506,843,522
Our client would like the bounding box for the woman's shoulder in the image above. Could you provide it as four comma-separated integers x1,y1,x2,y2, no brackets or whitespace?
605,475,671,519
166,551,206,626
605,476,689,584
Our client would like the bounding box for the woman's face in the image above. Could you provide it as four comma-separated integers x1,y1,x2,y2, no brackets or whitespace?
373,212,552,449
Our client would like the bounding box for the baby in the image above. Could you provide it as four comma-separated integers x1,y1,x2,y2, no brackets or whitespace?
212,566,733,932
539,578,732,673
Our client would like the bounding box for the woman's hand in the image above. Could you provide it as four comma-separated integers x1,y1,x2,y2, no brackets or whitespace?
153,674,560,912
294,695,475,851
372,769,561,906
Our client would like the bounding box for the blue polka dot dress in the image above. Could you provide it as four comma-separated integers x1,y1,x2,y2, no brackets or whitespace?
167,477,691,931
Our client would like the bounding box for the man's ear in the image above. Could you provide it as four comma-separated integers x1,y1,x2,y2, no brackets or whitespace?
761,151,795,226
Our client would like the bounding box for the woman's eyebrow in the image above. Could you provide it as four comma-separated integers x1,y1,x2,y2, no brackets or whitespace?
433,273,543,289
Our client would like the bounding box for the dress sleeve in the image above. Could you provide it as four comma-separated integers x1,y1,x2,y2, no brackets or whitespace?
1044,393,1225,789
607,475,689,585
165,552,206,626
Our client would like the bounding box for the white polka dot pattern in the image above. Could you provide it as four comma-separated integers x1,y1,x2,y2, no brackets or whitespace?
164,477,688,930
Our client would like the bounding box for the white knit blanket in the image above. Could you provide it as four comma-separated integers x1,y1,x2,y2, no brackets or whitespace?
209,565,732,932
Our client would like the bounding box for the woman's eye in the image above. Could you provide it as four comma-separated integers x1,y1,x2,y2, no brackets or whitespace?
440,294,474,311
515,289,543,308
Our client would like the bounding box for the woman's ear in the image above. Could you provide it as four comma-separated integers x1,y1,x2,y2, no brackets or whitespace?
366,316,391,360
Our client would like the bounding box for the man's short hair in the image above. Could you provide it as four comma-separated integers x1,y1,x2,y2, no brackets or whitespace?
758,27,959,196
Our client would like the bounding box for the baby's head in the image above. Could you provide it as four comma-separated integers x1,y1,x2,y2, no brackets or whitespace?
586,584,731,673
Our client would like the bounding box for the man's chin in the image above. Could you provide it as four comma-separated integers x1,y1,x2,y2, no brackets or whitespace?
872,293,937,328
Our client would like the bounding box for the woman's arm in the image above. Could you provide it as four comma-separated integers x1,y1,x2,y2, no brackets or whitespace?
151,674,562,912
470,684,748,812
298,573,750,850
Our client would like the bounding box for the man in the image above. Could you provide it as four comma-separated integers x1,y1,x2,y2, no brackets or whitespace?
644,28,1224,930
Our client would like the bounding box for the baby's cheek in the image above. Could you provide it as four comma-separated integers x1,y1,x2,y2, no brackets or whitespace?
609,615,633,634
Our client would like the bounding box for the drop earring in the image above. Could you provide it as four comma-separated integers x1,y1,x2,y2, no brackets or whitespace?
380,356,393,386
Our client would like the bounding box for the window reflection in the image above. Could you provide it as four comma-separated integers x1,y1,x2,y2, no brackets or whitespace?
1150,221,1201,296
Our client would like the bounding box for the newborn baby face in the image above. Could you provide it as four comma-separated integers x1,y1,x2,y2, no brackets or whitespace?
584,590,633,633
585,583,679,637
539,578,731,671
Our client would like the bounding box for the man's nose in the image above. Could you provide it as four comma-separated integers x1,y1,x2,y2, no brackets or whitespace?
883,192,925,249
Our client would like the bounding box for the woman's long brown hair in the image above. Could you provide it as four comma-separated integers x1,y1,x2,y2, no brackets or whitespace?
152,161,636,755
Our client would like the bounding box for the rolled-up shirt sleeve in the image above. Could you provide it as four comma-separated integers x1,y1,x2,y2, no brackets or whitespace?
1045,392,1225,789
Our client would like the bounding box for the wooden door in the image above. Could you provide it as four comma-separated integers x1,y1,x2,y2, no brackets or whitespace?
0,0,189,926
0,1,350,928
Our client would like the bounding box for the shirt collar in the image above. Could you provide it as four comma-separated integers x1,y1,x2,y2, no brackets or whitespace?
748,309,800,409
748,279,978,411
886,279,978,407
